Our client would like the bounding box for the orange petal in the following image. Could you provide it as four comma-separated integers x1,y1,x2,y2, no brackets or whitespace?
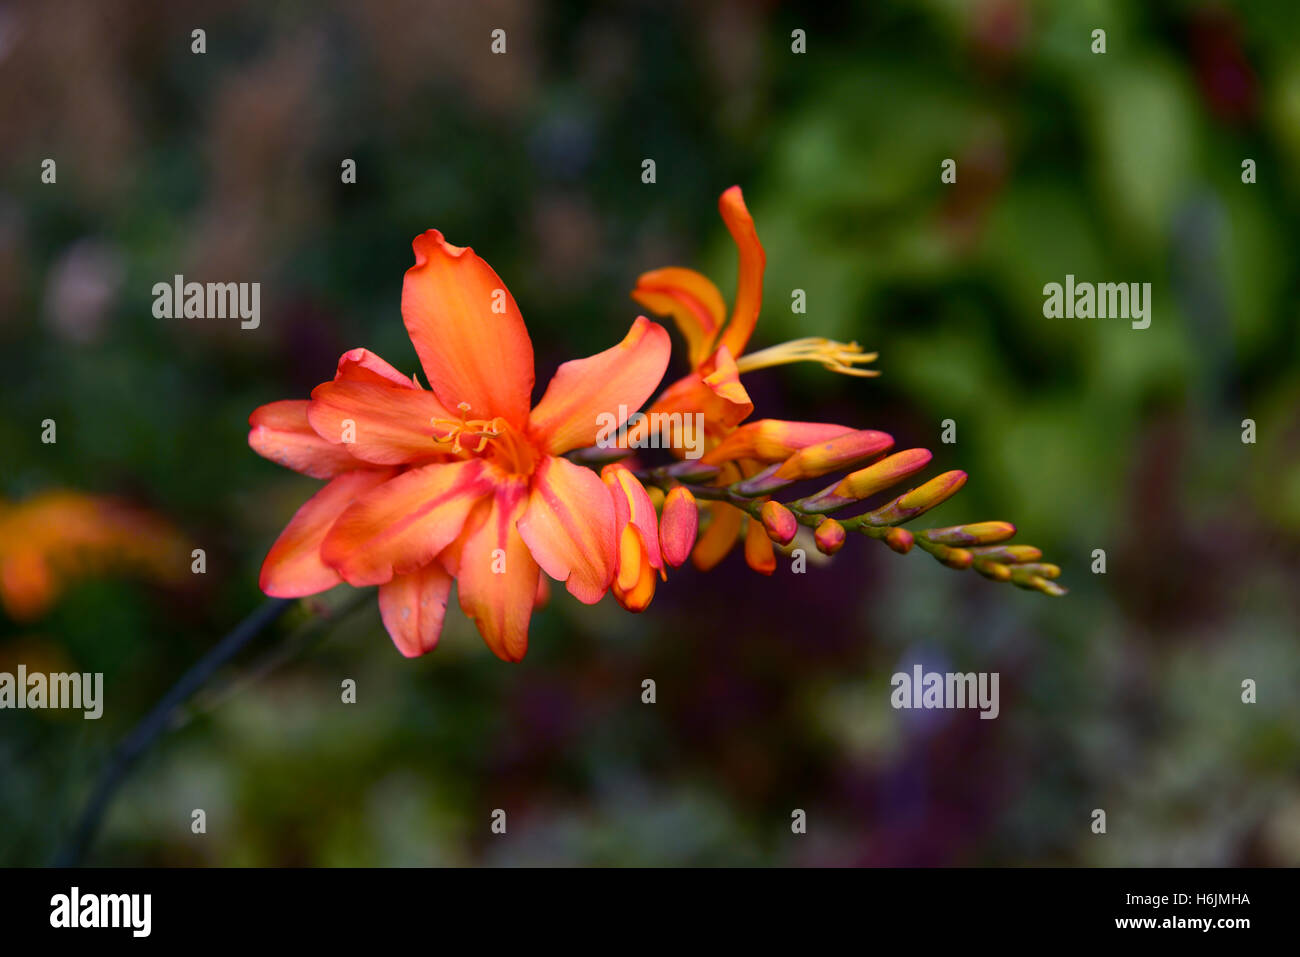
528,317,671,455
249,400,362,479
334,348,419,388
401,230,535,427
744,516,777,575
659,486,698,568
453,480,540,662
631,267,726,369
307,379,453,466
716,186,767,359
601,463,663,571
320,459,492,586
378,561,453,658
260,468,396,597
649,346,754,441
691,501,744,571
701,419,859,467
612,531,657,612
516,455,616,604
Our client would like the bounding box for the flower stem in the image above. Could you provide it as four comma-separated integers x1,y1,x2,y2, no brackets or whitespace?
55,596,296,865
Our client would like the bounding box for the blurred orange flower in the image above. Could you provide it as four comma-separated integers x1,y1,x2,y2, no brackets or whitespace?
0,492,185,621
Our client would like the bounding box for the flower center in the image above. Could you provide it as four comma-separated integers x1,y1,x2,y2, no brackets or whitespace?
432,402,537,475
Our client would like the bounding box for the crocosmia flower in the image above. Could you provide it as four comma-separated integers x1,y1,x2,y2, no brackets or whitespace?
631,187,879,574
250,231,670,661
627,188,1064,597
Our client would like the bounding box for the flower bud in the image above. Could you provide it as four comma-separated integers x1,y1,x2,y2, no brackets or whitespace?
921,521,1015,547
967,544,1042,563
814,518,846,555
794,449,932,513
864,470,967,526
884,527,914,554
659,487,698,568
760,500,798,546
772,429,894,481
927,542,972,569
973,559,1011,582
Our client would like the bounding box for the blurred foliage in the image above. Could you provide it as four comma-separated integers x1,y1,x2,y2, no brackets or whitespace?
1,0,1298,865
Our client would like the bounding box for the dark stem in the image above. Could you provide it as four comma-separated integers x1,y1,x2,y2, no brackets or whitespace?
54,597,294,866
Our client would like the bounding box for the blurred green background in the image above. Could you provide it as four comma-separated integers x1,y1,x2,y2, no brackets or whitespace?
2,0,1299,866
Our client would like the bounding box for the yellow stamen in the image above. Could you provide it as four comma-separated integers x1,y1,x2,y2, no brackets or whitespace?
432,402,501,454
734,337,880,378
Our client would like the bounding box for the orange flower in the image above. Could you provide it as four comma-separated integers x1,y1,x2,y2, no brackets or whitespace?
0,492,185,621
631,187,879,573
250,231,671,661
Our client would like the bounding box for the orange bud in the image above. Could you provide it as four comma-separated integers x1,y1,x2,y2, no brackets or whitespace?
1009,567,1067,596
967,544,1042,563
973,559,1011,582
927,542,973,569
659,487,698,568
703,419,859,466
772,429,894,481
795,449,932,513
814,518,846,554
921,521,1015,547
864,470,967,526
760,500,798,545
884,527,914,554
